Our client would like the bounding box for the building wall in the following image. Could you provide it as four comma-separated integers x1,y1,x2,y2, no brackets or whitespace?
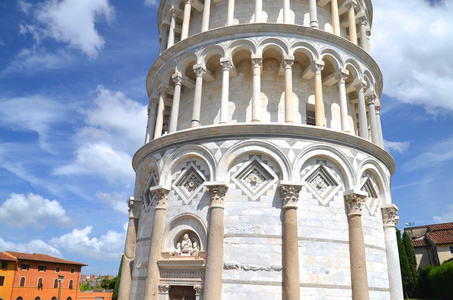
0,260,16,300
11,261,81,300
77,291,113,300
437,244,453,265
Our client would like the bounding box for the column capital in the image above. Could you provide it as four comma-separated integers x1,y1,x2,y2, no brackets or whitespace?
283,55,295,69
353,79,367,92
149,97,159,108
359,16,368,26
193,64,206,77
158,84,169,94
381,204,399,227
312,60,325,75
335,68,350,83
184,0,192,4
365,92,377,105
279,182,303,209
128,196,141,219
374,98,382,111
344,190,367,216
169,6,182,18
347,0,357,10
220,57,232,71
251,54,263,68
194,285,203,296
158,285,170,294
172,72,183,85
160,21,170,30
150,186,170,209
205,182,228,208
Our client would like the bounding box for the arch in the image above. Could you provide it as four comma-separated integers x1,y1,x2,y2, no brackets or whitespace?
217,140,291,182
34,297,40,300
227,39,257,58
293,144,354,190
290,41,318,61
16,298,23,300
52,297,57,300
177,52,199,74
19,276,25,287
160,144,216,187
69,279,74,289
161,62,177,85
320,48,343,70
257,38,289,56
357,159,391,204
135,156,160,196
363,69,376,91
149,74,162,97
200,44,226,64
163,214,208,251
37,277,43,288
54,278,58,288
344,58,363,80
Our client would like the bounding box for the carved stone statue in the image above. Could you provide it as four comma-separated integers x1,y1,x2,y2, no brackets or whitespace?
181,234,192,251
171,234,200,256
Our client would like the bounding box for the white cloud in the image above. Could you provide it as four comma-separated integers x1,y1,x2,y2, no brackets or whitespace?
96,191,128,214
0,238,62,257
144,0,159,7
384,140,410,154
373,0,453,114
433,204,453,223
0,95,66,151
404,136,453,171
49,226,124,260
20,0,115,57
53,142,134,185
0,193,73,229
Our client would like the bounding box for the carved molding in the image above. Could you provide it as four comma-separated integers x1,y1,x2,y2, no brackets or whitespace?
194,285,203,296
279,183,303,209
158,285,170,294
381,204,399,227
205,183,228,207
344,191,367,216
224,262,282,272
150,186,170,209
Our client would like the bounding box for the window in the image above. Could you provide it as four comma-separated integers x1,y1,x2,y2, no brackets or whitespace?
16,298,23,300
19,277,25,287
70,267,75,274
54,279,58,288
37,278,43,289
450,246,453,253
0,276,5,286
67,297,72,300
52,297,57,300
55,266,60,273
69,279,73,289
306,104,316,126
1,261,7,269
20,263,29,270
34,297,40,300
38,265,46,272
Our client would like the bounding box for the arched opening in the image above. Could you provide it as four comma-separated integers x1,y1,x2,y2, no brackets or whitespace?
261,46,284,123
19,277,25,287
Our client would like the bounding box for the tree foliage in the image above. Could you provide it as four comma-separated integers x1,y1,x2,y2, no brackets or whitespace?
402,231,418,295
413,260,453,299
396,229,410,298
112,255,123,300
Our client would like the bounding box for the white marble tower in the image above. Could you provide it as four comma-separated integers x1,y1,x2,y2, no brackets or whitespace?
118,0,404,299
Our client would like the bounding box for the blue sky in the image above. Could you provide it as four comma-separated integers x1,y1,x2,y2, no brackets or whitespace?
0,0,452,275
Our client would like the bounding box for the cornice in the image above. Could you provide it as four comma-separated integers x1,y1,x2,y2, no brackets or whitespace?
132,124,395,175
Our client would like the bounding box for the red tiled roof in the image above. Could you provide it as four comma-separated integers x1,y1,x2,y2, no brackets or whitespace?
0,252,17,261
429,222,453,231
426,230,453,245
6,251,87,266
412,238,428,247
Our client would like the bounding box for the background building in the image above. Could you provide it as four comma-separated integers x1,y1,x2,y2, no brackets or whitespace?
118,0,403,299
0,252,17,300
406,222,453,270
1,251,86,300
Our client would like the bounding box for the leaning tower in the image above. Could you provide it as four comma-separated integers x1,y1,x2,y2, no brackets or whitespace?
118,0,404,299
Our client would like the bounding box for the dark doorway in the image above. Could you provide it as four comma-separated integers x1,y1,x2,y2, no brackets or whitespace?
169,285,196,300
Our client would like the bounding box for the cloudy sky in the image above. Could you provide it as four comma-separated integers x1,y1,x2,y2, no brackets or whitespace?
0,0,452,275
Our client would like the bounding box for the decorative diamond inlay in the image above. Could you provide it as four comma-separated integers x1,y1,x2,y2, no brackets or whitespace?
303,164,341,206
360,173,380,215
232,156,278,201
143,170,159,211
173,162,206,205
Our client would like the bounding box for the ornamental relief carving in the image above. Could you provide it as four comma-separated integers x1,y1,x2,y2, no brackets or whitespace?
170,233,200,257
303,163,341,206
172,161,206,205
223,262,282,272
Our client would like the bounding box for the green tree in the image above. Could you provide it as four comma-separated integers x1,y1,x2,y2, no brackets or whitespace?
402,231,418,295
396,229,410,298
113,255,123,300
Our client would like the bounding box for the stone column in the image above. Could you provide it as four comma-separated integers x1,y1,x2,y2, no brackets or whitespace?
167,8,177,48
375,101,385,147
194,285,203,300
255,0,262,23
279,183,303,300
118,198,139,300
331,0,340,36
227,0,235,26
191,65,205,127
359,18,367,50
204,183,228,300
283,56,294,123
356,81,369,140
381,204,404,300
283,0,290,24
309,0,318,28
158,285,170,300
336,69,351,133
144,187,170,300
181,0,192,40
347,2,358,45
314,61,325,127
366,94,379,145
220,58,231,124
344,191,369,300
169,73,182,133
202,0,211,32
251,55,262,122
159,24,169,54
154,85,168,139
145,97,158,143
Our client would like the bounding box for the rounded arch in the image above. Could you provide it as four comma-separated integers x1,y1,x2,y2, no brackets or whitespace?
135,156,160,197
320,48,343,70
177,52,198,73
149,74,162,96
163,214,208,251
160,144,216,187
217,140,291,182
344,58,363,80
53,278,58,288
19,276,25,287
227,39,257,58
69,279,74,289
200,44,226,64
161,62,177,85
257,38,289,56
290,41,318,61
293,144,354,190
363,69,376,91
357,159,391,204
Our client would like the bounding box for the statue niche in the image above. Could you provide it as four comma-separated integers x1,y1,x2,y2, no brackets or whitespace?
171,232,200,256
